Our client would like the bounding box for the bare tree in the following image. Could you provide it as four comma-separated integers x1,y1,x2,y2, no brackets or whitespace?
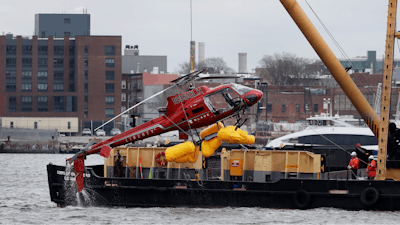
258,52,318,85
177,57,235,74
177,61,192,74
198,57,235,74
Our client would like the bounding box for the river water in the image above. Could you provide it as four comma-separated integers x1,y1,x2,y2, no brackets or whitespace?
1,153,400,225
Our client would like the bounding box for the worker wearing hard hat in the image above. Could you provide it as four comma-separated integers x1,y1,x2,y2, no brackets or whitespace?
347,151,359,179
366,155,377,180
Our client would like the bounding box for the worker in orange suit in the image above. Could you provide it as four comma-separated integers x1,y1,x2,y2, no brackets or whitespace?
366,155,376,180
347,151,359,179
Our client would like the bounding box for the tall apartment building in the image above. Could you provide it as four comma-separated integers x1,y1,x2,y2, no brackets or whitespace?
0,35,121,135
0,13,122,135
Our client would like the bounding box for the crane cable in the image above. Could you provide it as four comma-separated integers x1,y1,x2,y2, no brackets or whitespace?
304,0,376,97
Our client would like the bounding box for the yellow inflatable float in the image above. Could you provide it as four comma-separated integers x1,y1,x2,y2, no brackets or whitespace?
217,125,255,145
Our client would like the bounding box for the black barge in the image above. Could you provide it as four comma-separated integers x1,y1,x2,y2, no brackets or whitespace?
47,146,400,210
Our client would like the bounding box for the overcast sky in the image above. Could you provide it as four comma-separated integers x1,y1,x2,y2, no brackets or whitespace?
0,0,392,73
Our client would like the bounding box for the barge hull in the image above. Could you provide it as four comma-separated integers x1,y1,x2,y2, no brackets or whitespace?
47,164,400,210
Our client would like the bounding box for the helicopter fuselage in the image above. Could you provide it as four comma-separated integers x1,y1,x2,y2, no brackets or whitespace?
85,83,263,158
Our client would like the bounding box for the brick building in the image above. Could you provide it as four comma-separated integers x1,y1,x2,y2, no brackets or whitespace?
258,85,398,124
0,34,122,135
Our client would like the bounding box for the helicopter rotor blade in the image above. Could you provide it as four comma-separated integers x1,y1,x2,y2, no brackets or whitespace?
194,75,238,81
94,84,177,131
170,70,200,83
170,68,207,85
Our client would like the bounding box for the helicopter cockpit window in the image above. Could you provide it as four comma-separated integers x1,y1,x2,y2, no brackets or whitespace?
204,88,240,115
230,83,253,96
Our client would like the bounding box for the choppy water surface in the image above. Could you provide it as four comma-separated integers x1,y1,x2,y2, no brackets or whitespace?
1,154,400,225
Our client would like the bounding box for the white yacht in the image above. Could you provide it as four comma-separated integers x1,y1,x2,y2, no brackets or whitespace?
266,113,378,152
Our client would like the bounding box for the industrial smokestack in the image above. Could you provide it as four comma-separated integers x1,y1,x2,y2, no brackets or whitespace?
198,42,205,64
238,53,247,73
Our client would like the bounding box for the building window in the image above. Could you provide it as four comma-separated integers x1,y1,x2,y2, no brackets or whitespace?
38,46,48,54
54,58,64,67
64,32,70,37
38,58,48,67
305,103,309,113
121,106,126,113
10,122,13,128
6,46,16,54
68,122,71,129
296,103,300,113
84,104,88,117
37,96,48,112
85,58,88,66
122,93,126,102
21,96,32,112
22,58,32,66
69,58,75,68
54,84,64,91
85,45,88,54
66,96,77,112
105,46,116,55
9,96,16,112
22,46,32,54
106,83,114,93
6,84,16,92
84,83,88,93
38,96,48,102
6,58,16,65
34,122,38,129
267,103,272,113
54,46,64,54
85,95,88,102
38,71,48,78
53,96,64,112
314,103,319,112
22,83,32,91
22,71,32,78
106,96,115,105
69,46,75,55
122,80,126,89
38,83,48,91
106,71,114,80
106,108,114,118
6,70,16,77
106,58,115,68
281,103,286,113
54,71,63,78
21,96,32,102
64,18,70,24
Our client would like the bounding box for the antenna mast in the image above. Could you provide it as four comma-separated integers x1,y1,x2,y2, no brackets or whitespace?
190,0,195,72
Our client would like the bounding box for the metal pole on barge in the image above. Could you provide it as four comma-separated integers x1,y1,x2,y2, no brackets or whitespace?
279,0,380,139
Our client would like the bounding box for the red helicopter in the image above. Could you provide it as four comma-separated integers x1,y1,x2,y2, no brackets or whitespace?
68,69,263,192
